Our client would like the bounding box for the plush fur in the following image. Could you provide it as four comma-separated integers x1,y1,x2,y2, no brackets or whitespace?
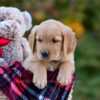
0,6,32,66
23,19,77,89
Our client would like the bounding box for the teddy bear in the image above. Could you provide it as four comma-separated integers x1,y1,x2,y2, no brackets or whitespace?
0,6,32,66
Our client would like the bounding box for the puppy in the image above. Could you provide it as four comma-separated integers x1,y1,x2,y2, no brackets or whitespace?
23,19,76,89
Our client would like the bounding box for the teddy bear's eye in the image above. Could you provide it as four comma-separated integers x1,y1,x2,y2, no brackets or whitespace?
0,19,4,21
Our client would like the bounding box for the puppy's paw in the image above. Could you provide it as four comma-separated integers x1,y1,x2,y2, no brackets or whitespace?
33,73,47,89
57,72,71,85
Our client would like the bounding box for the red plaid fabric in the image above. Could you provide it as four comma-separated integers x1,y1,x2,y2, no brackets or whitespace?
0,61,75,100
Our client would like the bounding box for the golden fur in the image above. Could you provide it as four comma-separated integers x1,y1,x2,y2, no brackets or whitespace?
23,19,76,89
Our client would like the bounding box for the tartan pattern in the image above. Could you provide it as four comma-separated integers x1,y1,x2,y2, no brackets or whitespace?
0,61,75,100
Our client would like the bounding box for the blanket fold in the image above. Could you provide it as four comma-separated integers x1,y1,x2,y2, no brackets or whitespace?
0,61,75,100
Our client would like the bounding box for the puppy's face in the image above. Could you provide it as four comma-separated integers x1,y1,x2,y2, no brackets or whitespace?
36,25,62,61
29,20,76,62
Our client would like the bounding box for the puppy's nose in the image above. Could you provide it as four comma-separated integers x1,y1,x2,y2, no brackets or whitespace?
41,51,49,58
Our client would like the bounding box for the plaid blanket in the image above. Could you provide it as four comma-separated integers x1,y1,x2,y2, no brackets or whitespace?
0,61,75,100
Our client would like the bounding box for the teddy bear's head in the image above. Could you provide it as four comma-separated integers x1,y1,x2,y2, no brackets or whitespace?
0,7,32,40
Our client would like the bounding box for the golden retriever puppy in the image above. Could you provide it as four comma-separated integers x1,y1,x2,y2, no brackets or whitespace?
23,19,76,89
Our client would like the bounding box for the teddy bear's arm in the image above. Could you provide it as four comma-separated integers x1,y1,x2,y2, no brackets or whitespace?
0,58,9,66
21,37,32,61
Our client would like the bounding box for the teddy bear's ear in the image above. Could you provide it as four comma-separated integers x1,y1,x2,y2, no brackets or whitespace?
22,11,32,31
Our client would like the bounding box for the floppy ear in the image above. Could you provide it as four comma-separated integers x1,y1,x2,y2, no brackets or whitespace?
28,25,38,54
62,26,77,56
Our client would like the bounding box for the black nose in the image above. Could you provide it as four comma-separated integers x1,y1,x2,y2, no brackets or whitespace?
41,51,49,58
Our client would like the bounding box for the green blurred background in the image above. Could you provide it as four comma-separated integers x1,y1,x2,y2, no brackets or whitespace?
0,0,100,100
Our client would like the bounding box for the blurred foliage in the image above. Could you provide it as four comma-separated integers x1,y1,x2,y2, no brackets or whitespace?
74,34,100,100
0,0,100,99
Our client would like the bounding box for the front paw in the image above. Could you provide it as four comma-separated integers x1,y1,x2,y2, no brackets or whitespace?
57,72,71,85
33,73,47,89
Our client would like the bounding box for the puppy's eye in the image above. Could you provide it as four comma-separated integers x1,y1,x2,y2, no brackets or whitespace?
37,39,43,42
52,39,59,43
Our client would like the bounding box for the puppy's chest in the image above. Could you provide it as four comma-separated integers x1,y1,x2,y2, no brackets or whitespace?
47,62,60,71
2,41,24,64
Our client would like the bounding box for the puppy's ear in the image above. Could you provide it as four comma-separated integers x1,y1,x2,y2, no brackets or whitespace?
62,26,76,56
28,25,38,53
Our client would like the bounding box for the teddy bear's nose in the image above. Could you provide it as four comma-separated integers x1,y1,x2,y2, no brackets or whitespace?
41,51,49,58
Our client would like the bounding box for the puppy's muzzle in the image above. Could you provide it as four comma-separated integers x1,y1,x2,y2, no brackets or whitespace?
41,51,49,58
